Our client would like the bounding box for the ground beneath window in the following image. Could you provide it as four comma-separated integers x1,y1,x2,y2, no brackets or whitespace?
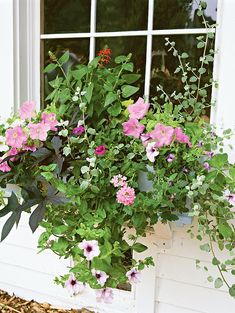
0,290,93,313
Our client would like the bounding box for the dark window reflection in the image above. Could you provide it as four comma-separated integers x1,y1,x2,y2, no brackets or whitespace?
43,0,91,33
150,35,214,107
96,0,148,32
96,36,147,96
154,0,217,29
42,39,89,102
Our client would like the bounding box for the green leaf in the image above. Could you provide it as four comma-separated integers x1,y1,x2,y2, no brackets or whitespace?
122,74,141,84
181,52,189,59
115,55,127,64
197,42,205,49
200,243,210,252
1,211,21,241
218,223,233,239
212,257,220,266
41,172,54,181
58,51,70,65
229,285,235,298
132,243,148,253
189,76,198,82
214,277,223,288
122,62,134,72
81,166,89,174
52,225,69,235
107,103,122,117
207,276,213,282
0,192,19,218
104,92,118,107
29,203,46,233
43,63,57,73
121,85,139,98
210,153,228,169
198,68,206,75
72,66,88,80
80,180,89,191
85,82,94,103
39,164,57,172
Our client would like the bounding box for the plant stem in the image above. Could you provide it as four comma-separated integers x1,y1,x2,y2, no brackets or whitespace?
0,302,21,313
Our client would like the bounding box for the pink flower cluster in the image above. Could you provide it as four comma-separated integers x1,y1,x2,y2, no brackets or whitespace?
111,175,135,206
0,101,59,173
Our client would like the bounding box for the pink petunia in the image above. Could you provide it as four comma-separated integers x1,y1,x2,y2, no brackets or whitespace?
167,153,175,163
92,269,109,287
122,119,145,138
126,268,141,284
0,158,11,172
41,112,58,131
64,274,85,296
7,147,19,162
6,126,28,148
174,127,192,147
116,185,135,206
19,101,36,120
224,190,235,206
78,239,100,261
150,123,174,148
28,122,50,141
110,174,127,188
127,97,150,120
96,288,114,304
95,145,106,155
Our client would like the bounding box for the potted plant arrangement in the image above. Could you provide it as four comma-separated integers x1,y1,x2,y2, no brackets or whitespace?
0,1,234,302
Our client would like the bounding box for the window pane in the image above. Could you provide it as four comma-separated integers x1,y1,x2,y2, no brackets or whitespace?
42,0,91,34
96,0,148,32
96,36,147,95
154,0,217,29
41,38,89,103
150,35,214,115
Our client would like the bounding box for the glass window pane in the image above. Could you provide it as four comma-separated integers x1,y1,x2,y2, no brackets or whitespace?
154,0,217,29
42,0,91,34
41,38,89,103
96,36,147,95
96,0,148,32
150,35,214,116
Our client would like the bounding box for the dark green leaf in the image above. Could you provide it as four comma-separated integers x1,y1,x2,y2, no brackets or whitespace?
121,85,139,98
122,74,141,84
58,51,70,65
0,192,19,218
43,63,57,73
218,223,233,239
1,211,21,241
132,243,148,253
52,136,62,155
107,103,122,117
29,203,46,233
31,148,51,160
104,92,117,107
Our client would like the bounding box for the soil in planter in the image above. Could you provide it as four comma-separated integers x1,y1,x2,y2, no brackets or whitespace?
0,290,94,313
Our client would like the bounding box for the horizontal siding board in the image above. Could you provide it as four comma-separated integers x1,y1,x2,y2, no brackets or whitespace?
156,253,233,291
155,277,234,313
155,302,205,313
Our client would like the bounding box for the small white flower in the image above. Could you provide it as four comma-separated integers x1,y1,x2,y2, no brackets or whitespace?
92,269,109,287
146,142,159,162
57,120,69,127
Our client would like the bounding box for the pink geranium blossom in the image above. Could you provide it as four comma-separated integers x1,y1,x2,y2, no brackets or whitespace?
96,288,114,304
92,269,109,287
127,97,150,119
41,112,58,131
19,101,36,120
126,268,141,284
6,126,28,148
95,145,106,155
174,127,192,147
0,158,11,172
146,142,159,162
116,185,135,206
64,274,85,296
110,174,127,187
122,119,145,138
150,123,174,148
79,239,100,261
28,122,50,141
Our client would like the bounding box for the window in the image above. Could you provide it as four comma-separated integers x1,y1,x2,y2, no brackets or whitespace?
40,0,217,105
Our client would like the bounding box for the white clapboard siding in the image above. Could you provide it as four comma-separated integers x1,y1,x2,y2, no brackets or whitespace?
154,225,235,313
